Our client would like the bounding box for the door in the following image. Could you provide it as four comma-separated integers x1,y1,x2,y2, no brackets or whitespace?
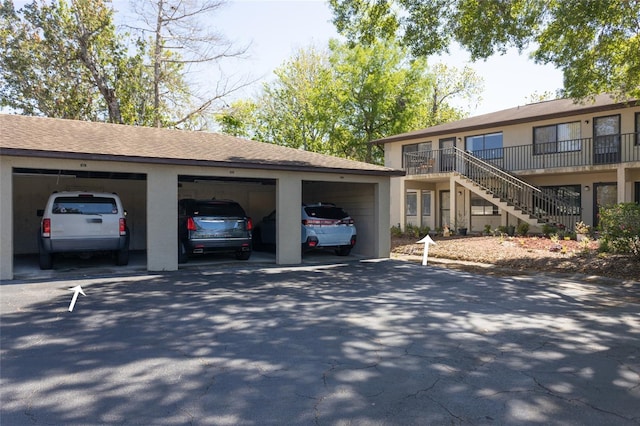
593,115,621,164
439,137,456,172
440,190,451,228
594,183,617,227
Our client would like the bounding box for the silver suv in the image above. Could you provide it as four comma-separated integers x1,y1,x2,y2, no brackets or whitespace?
178,198,253,262
37,191,130,269
254,203,357,256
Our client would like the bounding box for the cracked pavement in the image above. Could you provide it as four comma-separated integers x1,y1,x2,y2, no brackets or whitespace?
1,259,639,425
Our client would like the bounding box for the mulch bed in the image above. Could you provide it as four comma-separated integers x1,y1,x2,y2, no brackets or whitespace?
391,235,640,283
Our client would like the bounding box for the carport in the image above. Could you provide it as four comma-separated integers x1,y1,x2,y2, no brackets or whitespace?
0,115,404,280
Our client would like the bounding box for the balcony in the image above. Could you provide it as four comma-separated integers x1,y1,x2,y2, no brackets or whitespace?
405,132,640,175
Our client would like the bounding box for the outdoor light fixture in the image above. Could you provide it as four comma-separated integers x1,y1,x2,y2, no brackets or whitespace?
584,185,590,191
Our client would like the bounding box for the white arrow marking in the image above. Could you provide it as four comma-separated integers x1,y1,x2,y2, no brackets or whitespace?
68,285,86,312
416,234,437,266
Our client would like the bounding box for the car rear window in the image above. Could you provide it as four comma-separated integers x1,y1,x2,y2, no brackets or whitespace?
304,206,349,220
52,197,118,214
193,202,246,217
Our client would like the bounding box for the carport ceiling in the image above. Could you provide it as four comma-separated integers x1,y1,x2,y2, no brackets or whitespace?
178,175,275,185
13,167,146,181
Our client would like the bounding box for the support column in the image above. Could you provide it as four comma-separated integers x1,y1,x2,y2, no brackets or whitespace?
374,179,391,258
147,168,178,272
276,175,302,265
0,158,13,279
617,166,629,203
449,178,457,229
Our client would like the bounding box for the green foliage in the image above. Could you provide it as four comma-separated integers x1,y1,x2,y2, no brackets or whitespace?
516,222,529,236
216,39,481,164
390,225,403,237
329,0,640,100
0,0,151,124
483,224,492,235
598,203,640,257
542,223,558,237
390,224,430,239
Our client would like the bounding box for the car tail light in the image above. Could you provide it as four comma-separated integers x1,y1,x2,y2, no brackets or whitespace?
42,218,51,238
350,236,357,247
339,217,354,225
187,217,197,231
119,218,127,236
246,218,253,231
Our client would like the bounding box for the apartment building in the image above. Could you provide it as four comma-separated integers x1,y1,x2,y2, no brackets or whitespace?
376,94,640,235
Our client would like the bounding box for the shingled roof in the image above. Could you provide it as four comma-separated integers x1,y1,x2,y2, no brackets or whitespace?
0,114,404,176
374,94,638,144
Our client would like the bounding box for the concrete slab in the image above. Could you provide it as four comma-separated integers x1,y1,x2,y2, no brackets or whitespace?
1,260,639,425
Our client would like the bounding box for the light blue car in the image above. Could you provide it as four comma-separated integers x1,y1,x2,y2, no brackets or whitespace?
255,203,357,256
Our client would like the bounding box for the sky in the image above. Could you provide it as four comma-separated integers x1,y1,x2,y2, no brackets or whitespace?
11,0,565,117
200,0,565,117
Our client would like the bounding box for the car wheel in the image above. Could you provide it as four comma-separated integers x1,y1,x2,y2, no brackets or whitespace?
178,241,188,264
252,227,263,251
38,248,53,270
336,246,351,256
116,231,130,266
116,247,129,266
236,250,251,260
38,235,52,269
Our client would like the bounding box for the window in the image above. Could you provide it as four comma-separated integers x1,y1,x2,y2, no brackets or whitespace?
406,191,417,216
539,185,581,216
52,197,118,215
533,122,581,154
421,190,431,216
635,113,640,145
465,132,503,159
471,194,499,216
402,142,432,167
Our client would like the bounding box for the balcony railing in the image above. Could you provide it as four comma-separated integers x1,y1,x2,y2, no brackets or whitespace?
405,132,640,175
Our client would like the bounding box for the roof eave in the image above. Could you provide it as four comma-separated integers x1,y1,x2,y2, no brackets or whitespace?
373,98,638,145
0,148,406,177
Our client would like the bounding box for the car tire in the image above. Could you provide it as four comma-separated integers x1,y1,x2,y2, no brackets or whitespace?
116,247,129,266
336,246,351,256
178,241,188,264
38,236,52,270
236,250,251,260
252,227,263,251
116,231,130,266
39,248,53,270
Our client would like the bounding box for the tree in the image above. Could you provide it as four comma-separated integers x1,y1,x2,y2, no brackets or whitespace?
217,40,482,165
429,63,483,123
1,0,148,124
328,38,435,163
129,0,251,129
329,0,640,101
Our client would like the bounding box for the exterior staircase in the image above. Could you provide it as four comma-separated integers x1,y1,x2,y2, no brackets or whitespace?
451,148,577,232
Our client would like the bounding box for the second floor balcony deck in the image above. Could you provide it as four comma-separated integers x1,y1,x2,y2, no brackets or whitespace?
404,132,640,176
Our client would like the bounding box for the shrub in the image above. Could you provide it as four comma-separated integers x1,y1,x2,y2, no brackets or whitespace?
483,224,492,235
516,222,530,236
598,203,640,257
390,224,431,239
542,223,557,237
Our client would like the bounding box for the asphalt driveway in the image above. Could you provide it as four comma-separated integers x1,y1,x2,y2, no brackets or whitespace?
1,260,639,425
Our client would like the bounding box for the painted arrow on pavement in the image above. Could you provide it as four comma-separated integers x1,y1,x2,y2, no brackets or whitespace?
68,285,86,312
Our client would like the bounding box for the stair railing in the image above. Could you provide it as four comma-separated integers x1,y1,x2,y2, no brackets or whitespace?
453,148,577,231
